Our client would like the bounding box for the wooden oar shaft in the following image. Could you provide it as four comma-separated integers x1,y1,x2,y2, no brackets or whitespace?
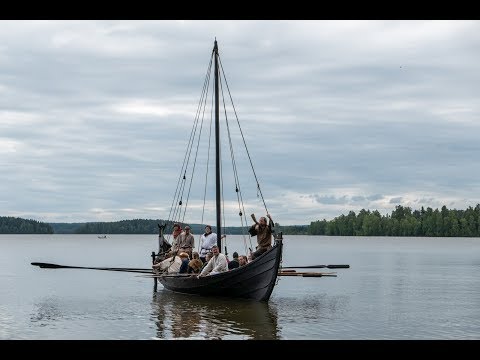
281,264,350,269
278,272,337,277
31,262,153,274
144,273,194,278
141,271,338,278
279,271,336,275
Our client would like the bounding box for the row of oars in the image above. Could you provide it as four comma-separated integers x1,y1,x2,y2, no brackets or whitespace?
31,262,349,278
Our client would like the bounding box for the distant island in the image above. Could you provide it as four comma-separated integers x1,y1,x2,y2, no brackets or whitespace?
2,204,480,237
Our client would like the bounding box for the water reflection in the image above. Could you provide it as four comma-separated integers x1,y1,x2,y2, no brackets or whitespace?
151,290,280,339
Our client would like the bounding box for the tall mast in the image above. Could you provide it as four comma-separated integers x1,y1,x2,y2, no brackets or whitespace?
214,40,222,249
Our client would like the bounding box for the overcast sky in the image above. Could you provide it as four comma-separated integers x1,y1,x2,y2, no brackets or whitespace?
1,20,479,226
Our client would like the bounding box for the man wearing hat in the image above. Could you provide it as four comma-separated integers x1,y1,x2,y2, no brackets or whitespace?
198,244,227,277
177,225,194,258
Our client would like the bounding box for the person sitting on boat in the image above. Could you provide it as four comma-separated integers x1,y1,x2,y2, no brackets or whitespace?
152,254,183,274
198,225,217,264
201,251,213,271
198,244,227,277
228,251,240,270
250,213,274,260
178,252,190,274
238,255,248,266
177,225,194,258
188,251,203,274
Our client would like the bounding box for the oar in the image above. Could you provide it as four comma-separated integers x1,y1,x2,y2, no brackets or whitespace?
278,271,337,277
31,262,154,274
280,271,336,275
280,264,350,269
141,273,194,278
142,272,338,278
278,269,336,274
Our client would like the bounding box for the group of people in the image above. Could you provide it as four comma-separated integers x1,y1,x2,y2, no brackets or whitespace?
152,212,274,277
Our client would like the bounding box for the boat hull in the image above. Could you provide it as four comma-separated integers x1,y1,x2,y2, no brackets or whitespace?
158,239,283,302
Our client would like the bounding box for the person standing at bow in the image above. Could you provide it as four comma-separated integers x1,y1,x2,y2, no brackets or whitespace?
198,225,217,264
250,213,274,260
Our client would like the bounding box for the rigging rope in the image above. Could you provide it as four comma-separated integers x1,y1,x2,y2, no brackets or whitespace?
181,59,212,223
218,72,252,254
218,57,269,215
198,78,215,255
166,53,213,239
164,49,271,258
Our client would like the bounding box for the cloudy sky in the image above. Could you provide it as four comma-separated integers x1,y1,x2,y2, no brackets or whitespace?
1,20,479,226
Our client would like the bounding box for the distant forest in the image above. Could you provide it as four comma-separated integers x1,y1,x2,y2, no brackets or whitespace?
0,216,53,234
49,219,249,235
2,204,480,236
307,204,480,237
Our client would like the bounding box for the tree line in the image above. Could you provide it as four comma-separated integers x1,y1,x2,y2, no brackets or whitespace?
308,204,480,237
72,219,250,235
0,216,54,234
2,204,480,236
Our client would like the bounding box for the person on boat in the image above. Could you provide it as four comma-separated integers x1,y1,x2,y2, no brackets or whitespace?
178,252,190,274
188,251,203,274
170,223,183,253
198,225,217,264
201,251,213,271
228,251,240,270
250,213,274,260
238,255,248,266
198,244,227,277
152,254,183,274
177,225,194,258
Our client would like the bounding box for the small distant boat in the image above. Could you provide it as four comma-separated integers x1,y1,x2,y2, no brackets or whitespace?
98,235,107,239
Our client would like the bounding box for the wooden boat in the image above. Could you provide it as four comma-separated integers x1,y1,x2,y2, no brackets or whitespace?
158,236,282,301
153,40,283,302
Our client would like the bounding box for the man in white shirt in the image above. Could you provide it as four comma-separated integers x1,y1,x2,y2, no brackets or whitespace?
198,225,218,263
198,244,227,277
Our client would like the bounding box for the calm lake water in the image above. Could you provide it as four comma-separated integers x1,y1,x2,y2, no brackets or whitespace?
0,234,479,339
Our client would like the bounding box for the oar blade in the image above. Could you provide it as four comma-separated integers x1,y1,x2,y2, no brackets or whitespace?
31,262,64,269
327,265,350,269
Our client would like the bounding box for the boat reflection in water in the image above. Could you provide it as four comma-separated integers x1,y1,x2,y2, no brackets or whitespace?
150,290,280,339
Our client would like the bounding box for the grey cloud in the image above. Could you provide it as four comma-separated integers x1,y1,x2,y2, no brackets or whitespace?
1,21,480,224
310,195,349,205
